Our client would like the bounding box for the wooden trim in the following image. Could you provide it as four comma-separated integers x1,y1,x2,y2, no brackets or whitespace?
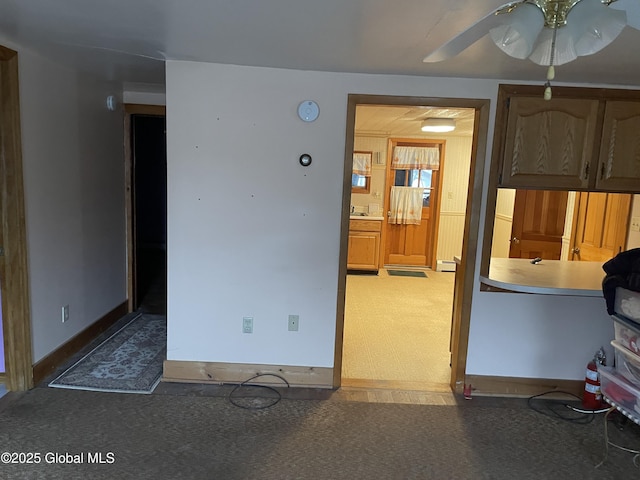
450,102,491,394
341,377,453,393
32,301,128,386
163,360,334,388
124,103,166,311
124,104,167,115
333,96,358,388
0,45,17,62
337,94,490,394
464,374,583,399
0,48,33,392
0,372,5,382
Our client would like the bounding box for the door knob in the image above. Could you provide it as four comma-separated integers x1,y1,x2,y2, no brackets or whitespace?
572,247,580,254
511,237,520,245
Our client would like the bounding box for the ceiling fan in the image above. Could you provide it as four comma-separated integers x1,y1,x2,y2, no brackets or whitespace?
423,0,640,98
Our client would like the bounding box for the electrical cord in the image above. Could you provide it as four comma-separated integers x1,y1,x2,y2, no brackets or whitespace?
527,390,603,424
596,406,640,470
228,373,290,410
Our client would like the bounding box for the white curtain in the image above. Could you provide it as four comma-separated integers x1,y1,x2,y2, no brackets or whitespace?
389,187,423,225
392,146,439,170
352,152,372,176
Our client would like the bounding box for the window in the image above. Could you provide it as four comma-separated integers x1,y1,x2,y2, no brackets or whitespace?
352,151,372,194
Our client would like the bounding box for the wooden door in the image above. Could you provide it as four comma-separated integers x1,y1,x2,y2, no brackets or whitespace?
570,192,631,262
384,165,439,267
509,190,568,260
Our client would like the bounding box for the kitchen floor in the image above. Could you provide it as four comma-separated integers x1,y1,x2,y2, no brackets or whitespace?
342,267,455,392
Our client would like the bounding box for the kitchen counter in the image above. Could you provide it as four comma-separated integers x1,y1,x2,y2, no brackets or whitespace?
480,258,605,297
349,215,384,221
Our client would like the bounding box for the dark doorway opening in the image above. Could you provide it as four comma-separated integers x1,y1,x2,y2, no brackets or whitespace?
132,114,167,314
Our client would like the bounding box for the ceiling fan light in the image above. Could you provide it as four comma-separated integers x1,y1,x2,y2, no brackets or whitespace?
567,0,627,57
421,118,456,133
489,3,544,59
528,26,578,66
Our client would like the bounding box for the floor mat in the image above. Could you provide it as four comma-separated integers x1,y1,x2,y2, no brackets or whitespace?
387,270,427,278
48,313,166,394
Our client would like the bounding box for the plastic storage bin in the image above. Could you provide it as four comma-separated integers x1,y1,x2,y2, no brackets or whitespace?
611,340,640,385
615,287,640,322
599,366,640,418
612,314,640,354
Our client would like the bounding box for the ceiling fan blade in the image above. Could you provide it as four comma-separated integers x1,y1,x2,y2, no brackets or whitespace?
423,3,516,63
609,0,640,30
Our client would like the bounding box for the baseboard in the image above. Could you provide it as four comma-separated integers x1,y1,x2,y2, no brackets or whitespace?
32,301,128,386
464,374,583,399
163,360,333,389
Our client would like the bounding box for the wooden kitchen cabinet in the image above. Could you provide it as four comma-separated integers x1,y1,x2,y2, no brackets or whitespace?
500,96,599,190
597,100,640,191
496,85,640,192
347,219,381,272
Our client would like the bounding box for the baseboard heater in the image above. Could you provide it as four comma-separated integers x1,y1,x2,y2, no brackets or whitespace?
436,260,456,272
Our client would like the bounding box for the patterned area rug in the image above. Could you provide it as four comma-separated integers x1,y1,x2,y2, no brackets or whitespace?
49,313,166,394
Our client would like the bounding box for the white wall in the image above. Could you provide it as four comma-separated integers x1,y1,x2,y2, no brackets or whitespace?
123,82,166,105
14,44,126,362
166,60,630,381
165,61,498,367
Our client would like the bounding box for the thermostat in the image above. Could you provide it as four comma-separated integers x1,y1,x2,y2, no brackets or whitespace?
299,154,312,167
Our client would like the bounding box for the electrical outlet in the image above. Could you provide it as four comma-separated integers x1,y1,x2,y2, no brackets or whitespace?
288,314,299,332
62,305,69,323
242,316,253,334
631,217,640,232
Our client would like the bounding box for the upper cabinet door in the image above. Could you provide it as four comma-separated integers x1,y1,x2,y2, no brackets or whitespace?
500,97,600,190
597,101,640,191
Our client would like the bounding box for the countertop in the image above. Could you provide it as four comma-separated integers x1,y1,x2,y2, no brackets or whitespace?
349,215,385,221
480,258,605,297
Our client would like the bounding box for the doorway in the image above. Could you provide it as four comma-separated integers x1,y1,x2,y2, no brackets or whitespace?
125,105,167,314
334,95,491,393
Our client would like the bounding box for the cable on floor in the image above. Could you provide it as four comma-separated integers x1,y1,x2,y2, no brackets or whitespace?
228,373,290,410
527,391,606,424
596,406,640,470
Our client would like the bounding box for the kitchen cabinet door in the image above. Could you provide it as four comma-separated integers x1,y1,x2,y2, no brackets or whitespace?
596,100,640,191
500,96,600,190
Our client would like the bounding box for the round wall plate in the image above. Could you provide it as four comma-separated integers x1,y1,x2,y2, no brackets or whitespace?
297,100,319,122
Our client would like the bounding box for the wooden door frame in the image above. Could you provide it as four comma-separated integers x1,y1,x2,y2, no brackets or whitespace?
124,104,166,312
0,45,33,391
382,137,445,269
334,94,491,393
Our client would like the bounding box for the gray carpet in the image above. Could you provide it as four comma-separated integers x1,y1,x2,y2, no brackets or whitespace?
0,387,638,479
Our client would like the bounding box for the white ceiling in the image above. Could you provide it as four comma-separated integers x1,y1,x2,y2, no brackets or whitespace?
2,0,640,87
356,106,476,137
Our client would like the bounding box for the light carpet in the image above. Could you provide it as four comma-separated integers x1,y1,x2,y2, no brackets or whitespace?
48,313,166,394
342,268,454,388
